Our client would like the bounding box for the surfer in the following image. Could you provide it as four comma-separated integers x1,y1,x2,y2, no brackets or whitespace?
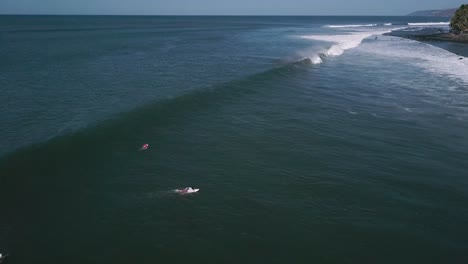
140,143,149,151
0,253,8,263
175,187,199,194
179,187,194,193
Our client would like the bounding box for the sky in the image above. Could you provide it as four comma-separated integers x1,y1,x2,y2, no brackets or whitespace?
0,0,466,16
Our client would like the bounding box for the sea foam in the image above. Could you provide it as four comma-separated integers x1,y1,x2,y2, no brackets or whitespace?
407,22,450,26
325,24,377,28
357,35,468,83
299,29,392,64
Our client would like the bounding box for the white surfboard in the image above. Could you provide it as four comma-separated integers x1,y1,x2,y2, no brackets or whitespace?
175,188,199,194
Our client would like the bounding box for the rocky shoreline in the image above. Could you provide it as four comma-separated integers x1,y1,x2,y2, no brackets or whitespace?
383,28,468,57
384,31,468,44
414,32,468,43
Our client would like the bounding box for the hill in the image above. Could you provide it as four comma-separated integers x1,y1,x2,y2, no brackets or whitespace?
407,8,457,17
450,4,468,34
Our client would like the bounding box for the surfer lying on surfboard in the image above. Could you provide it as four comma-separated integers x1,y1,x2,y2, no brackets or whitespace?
139,143,149,151
174,187,199,194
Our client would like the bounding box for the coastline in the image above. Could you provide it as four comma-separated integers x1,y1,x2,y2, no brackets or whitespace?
407,32,468,43
384,29,468,57
384,29,468,43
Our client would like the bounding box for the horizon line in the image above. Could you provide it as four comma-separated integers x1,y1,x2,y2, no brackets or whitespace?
0,13,425,17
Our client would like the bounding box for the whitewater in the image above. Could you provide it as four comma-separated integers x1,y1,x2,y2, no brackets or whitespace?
297,23,468,85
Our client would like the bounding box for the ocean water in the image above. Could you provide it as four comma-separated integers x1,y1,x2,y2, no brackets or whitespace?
1,16,468,263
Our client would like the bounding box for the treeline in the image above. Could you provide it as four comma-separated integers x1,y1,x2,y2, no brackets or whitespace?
450,4,468,34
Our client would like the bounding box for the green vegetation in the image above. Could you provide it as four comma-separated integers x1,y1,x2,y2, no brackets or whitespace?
450,4,468,34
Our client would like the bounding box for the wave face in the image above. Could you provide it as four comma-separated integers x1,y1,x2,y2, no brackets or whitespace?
0,16,292,156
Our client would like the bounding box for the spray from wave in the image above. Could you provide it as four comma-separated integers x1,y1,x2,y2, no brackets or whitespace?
357,35,468,83
299,29,393,64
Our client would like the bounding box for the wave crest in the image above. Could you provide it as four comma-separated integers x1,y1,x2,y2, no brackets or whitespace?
299,30,390,64
407,22,450,26
324,24,377,28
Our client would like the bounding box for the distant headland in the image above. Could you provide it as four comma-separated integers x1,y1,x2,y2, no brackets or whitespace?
407,8,457,17
397,5,468,44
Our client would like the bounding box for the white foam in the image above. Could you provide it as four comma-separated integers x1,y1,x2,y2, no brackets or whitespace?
384,23,392,26
398,27,425,32
325,24,377,28
302,33,376,53
357,35,468,83
407,22,450,26
309,55,323,64
299,29,391,63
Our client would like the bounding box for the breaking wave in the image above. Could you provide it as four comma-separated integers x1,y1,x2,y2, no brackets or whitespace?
299,29,392,64
324,24,377,28
407,22,450,26
357,35,468,84
325,22,450,29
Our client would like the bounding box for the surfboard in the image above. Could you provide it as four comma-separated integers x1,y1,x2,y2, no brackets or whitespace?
175,188,199,194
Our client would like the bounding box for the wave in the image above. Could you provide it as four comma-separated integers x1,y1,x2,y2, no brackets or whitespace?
0,60,308,163
299,29,392,64
0,60,312,215
358,35,468,84
407,22,450,26
324,24,377,28
390,22,413,26
328,22,449,28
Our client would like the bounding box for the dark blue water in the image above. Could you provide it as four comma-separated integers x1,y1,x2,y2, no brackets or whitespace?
1,16,468,263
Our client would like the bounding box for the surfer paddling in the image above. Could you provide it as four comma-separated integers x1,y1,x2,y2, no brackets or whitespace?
139,143,149,151
175,187,199,194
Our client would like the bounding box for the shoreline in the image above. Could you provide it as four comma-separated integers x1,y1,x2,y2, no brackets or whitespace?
384,31,468,44
384,29,468,57
411,32,468,43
